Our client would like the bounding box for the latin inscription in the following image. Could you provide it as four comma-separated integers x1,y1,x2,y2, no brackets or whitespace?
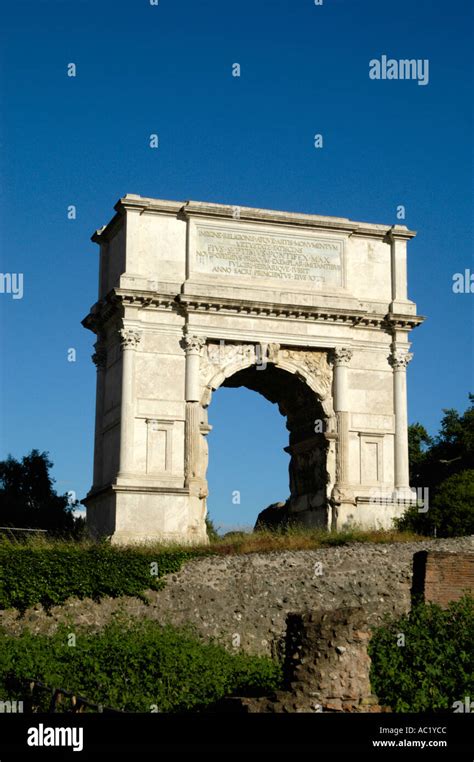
195,226,343,286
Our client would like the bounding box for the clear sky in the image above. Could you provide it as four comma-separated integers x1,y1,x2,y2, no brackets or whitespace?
0,0,472,530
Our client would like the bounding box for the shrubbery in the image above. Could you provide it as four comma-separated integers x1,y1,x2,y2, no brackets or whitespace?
399,396,474,537
0,541,198,611
395,469,474,537
0,617,282,712
369,596,474,712
205,513,220,542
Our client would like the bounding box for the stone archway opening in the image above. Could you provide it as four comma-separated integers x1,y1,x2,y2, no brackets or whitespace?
206,362,331,531
205,385,290,533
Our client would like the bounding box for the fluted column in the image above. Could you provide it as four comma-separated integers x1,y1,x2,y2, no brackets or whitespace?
389,349,413,493
91,338,107,488
183,334,206,490
331,347,354,503
117,328,141,477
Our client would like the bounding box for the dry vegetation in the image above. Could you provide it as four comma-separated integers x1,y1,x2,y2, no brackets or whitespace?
1,526,426,557
0,527,428,556
204,527,426,556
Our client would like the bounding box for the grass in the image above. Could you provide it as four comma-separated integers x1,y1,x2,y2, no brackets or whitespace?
205,526,426,555
0,526,425,557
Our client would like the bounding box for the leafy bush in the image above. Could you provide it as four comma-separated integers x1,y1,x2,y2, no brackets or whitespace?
395,469,474,537
205,513,220,542
369,596,474,712
0,541,198,611
0,617,282,712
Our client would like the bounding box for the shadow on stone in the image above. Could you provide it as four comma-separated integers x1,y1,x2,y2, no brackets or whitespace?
254,501,290,532
206,607,387,713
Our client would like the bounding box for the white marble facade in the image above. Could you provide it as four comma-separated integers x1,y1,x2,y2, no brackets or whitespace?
82,195,424,544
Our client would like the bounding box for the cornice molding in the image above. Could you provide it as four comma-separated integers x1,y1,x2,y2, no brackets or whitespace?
90,194,417,244
385,312,425,330
91,214,122,244
82,288,425,335
178,294,424,330
386,224,417,242
179,294,366,323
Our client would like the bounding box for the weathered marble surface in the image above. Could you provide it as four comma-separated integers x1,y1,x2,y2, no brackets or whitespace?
82,195,424,544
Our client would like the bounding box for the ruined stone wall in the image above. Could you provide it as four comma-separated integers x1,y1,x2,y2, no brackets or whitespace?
1,538,472,660
1,538,472,713
412,550,474,608
282,609,374,710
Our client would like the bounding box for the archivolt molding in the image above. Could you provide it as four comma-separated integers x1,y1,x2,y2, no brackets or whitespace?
199,341,259,406
199,341,335,419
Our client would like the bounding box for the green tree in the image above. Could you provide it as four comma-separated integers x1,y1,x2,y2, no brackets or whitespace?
417,395,474,490
398,396,474,537
0,450,81,537
430,470,474,537
408,423,432,484
396,469,474,537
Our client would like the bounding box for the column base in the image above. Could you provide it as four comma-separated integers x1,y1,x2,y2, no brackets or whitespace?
331,484,356,505
82,484,209,546
392,487,418,501
333,494,416,531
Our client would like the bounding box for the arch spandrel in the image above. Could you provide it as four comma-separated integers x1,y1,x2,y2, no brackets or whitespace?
199,341,335,421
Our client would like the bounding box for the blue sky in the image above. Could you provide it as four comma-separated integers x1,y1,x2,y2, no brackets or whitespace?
0,0,472,530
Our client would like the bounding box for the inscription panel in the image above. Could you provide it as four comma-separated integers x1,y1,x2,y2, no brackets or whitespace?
194,224,344,287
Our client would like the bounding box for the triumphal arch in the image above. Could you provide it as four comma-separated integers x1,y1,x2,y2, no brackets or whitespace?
82,195,424,544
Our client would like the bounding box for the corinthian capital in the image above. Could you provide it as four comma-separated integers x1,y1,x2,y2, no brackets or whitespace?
330,346,353,367
182,334,206,354
389,350,413,370
119,328,142,350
